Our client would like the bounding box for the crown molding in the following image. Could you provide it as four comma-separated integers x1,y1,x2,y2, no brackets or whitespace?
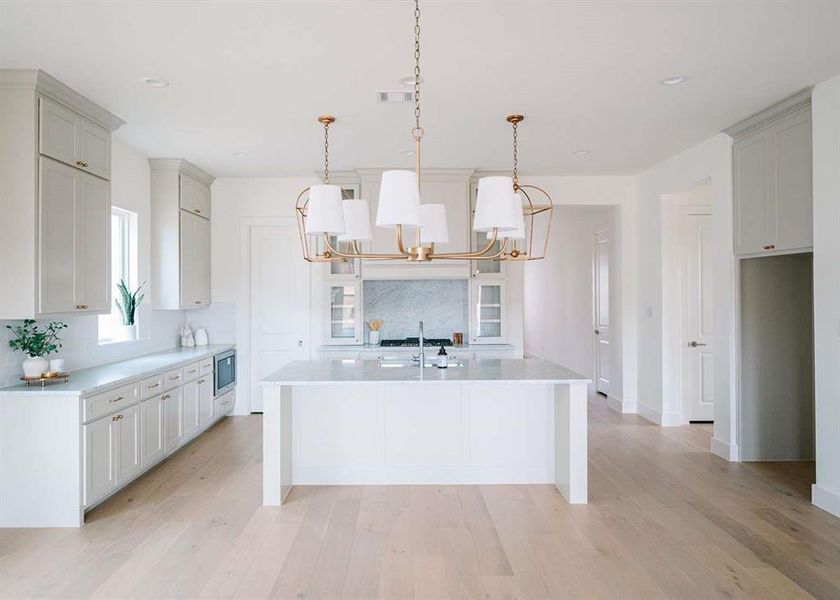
148,158,216,185
0,69,125,132
724,88,812,138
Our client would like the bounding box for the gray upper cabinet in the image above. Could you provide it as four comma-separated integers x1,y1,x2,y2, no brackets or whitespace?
729,91,812,257
40,97,111,180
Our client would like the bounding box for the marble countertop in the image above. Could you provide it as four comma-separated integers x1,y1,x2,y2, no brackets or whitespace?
261,358,589,386
0,344,234,397
317,343,514,353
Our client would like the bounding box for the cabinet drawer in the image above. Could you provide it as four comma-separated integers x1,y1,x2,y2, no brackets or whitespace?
214,390,235,417
183,361,201,383
140,374,164,399
84,382,139,423
199,358,214,376
163,367,184,391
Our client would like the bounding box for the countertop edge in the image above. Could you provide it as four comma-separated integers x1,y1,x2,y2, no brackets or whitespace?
0,344,235,398
261,378,592,386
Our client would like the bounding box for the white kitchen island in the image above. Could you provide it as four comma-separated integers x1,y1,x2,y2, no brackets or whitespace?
261,358,590,505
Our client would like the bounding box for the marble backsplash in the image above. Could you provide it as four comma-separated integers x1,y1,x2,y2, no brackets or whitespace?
363,279,468,341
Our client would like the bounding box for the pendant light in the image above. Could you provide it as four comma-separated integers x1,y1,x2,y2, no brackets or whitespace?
294,0,553,264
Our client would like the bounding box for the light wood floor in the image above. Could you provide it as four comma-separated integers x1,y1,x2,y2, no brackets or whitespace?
1,398,838,599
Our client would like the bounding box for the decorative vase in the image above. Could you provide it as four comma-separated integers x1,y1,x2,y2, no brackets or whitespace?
49,358,65,373
22,356,49,378
369,331,380,345
195,329,208,346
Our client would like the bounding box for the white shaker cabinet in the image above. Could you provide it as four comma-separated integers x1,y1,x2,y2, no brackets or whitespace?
149,158,214,310
729,91,812,257
198,375,214,427
0,70,122,319
140,394,166,468
115,404,142,485
181,378,202,442
38,157,110,314
83,404,141,507
163,388,184,454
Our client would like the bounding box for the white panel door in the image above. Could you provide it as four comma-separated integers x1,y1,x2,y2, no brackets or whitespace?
179,172,211,217
140,395,165,467
593,229,610,395
773,114,812,252
83,416,116,506
182,379,201,441
163,388,183,453
249,224,310,412
194,215,211,306
198,376,214,427
38,157,78,314
179,210,198,307
77,173,110,311
39,97,79,167
115,405,142,485
680,212,714,422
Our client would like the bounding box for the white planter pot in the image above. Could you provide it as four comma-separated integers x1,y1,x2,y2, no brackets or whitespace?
22,356,49,378
369,331,381,345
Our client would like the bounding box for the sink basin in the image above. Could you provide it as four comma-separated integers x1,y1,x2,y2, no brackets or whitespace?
378,360,464,368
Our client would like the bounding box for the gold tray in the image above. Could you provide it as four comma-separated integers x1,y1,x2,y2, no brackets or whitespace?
20,372,70,387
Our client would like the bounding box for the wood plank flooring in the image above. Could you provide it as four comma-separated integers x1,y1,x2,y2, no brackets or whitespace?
1,397,838,599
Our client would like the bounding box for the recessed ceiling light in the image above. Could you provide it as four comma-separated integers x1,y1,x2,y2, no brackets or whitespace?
659,75,688,86
398,75,423,87
232,152,248,158
573,150,590,156
141,76,169,88
400,150,415,156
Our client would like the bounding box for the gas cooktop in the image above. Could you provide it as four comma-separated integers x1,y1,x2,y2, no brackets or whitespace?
379,337,453,347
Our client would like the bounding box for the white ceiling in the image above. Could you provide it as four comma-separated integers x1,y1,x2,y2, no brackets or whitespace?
2,1,838,178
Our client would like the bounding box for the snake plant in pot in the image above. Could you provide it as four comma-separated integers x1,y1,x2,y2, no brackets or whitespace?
6,319,68,377
116,279,145,327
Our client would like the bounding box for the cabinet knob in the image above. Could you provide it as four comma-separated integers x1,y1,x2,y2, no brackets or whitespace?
762,244,776,251
162,394,171,400
112,414,123,421
195,300,202,304
76,160,88,168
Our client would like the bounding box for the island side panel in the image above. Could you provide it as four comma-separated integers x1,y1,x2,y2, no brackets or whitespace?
262,385,293,505
1,394,83,527
554,382,588,504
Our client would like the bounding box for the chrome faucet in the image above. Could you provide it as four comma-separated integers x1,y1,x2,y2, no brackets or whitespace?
418,320,425,368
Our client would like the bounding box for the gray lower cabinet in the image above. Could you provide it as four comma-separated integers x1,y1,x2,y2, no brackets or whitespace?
731,96,812,256
163,387,184,454
140,394,166,468
182,379,202,441
83,403,141,507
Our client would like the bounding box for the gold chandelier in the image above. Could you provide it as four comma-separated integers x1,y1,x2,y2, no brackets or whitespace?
295,0,553,264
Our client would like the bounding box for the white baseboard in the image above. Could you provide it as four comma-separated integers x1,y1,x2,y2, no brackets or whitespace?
607,394,637,414
637,403,680,426
710,437,740,462
812,485,840,518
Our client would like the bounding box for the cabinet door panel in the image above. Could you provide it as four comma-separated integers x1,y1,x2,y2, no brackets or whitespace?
77,174,110,311
140,395,165,467
195,216,211,306
39,97,79,167
179,173,211,218
774,115,812,251
79,118,111,180
199,377,214,427
734,135,771,255
179,210,199,307
182,379,201,441
84,416,116,506
163,388,183,454
115,405,141,484
39,157,79,313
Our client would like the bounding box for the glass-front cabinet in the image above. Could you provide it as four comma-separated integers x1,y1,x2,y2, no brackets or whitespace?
469,280,506,343
327,281,363,344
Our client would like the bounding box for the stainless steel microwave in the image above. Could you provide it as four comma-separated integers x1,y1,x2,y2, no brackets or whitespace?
214,349,236,397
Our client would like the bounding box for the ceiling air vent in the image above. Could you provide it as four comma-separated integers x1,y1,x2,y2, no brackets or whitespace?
377,90,415,103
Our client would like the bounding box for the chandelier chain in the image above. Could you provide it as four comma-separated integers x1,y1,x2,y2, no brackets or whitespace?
323,120,330,184
413,0,422,138
512,121,519,189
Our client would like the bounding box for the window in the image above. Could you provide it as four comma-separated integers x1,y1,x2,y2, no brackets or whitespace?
98,207,138,344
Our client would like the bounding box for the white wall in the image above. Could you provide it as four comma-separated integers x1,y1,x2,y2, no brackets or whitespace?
0,141,184,388
812,74,840,518
523,206,615,393
522,176,636,408
634,134,738,460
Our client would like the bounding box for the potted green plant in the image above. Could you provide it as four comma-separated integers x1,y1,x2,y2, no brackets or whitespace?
116,279,145,327
6,319,68,377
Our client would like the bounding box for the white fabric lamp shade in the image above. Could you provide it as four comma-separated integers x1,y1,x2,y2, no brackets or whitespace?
419,204,449,244
375,170,422,227
337,199,373,241
489,193,526,240
473,176,518,232
304,184,345,235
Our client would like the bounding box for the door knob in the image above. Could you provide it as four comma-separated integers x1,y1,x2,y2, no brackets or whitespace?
688,341,707,348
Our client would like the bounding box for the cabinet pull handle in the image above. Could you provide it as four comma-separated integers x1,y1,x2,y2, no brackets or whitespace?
75,304,88,310
112,414,123,421
162,394,171,400
109,396,124,403
76,160,88,168
195,209,201,214
763,244,776,251
194,300,202,304
148,383,159,389
197,379,204,384
169,376,179,381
